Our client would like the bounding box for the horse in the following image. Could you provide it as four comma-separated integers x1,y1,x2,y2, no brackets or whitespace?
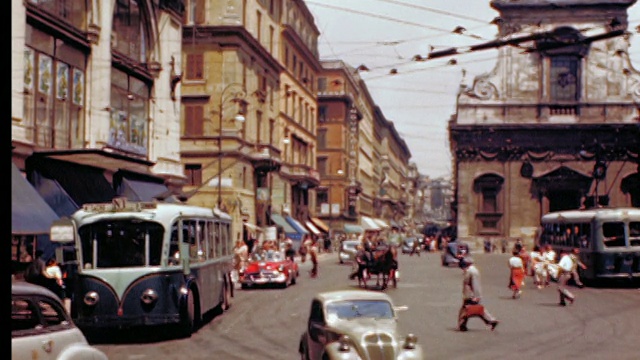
357,244,398,290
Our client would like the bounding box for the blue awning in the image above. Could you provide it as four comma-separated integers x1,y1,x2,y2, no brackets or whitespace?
285,216,309,235
12,163,59,235
270,214,296,233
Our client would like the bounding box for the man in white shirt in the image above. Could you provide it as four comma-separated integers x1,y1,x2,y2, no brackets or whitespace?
569,247,587,288
458,258,499,331
542,245,557,285
557,250,576,306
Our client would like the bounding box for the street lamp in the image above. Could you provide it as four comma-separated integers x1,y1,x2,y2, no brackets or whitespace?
329,169,344,241
217,83,246,210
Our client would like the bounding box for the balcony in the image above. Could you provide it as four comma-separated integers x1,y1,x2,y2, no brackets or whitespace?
280,163,320,188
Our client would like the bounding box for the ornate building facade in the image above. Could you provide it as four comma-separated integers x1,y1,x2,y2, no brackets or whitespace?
450,0,640,249
11,0,185,264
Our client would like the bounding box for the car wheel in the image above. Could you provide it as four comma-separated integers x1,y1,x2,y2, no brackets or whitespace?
241,283,249,289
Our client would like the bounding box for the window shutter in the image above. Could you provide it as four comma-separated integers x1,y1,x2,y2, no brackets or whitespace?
195,0,205,24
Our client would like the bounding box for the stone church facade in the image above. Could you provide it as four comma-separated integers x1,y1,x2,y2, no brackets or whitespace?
450,0,640,249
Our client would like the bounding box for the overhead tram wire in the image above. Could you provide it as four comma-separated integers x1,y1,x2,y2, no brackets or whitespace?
372,0,491,25
305,1,490,42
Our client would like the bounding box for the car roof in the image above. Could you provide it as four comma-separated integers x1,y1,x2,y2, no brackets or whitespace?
315,290,392,303
12,280,61,302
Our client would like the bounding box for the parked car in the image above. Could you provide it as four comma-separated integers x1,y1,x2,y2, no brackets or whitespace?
441,241,470,267
339,239,360,264
401,236,421,254
240,250,299,289
11,280,108,360
299,290,423,360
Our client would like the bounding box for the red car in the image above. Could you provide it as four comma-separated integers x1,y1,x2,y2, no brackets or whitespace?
240,251,299,289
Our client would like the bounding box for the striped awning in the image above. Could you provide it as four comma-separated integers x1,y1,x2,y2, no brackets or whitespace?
305,221,322,235
360,216,381,231
310,217,330,233
373,218,389,229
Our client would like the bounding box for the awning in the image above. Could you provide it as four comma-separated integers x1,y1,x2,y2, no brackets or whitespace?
12,163,59,235
305,221,322,235
27,156,115,207
373,218,389,229
310,217,330,233
344,224,364,234
360,216,381,231
285,216,309,235
270,214,296,233
30,172,80,218
116,177,168,202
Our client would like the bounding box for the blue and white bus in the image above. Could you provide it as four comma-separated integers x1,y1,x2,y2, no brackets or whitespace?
538,207,640,285
50,198,235,337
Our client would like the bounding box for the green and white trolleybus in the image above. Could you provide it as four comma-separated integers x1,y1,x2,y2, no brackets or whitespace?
538,207,640,285
50,198,235,337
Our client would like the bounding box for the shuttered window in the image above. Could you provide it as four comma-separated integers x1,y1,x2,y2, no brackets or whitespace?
184,105,204,136
186,54,203,80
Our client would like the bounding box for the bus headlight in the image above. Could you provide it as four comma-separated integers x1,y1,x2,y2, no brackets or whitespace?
141,289,158,305
403,333,417,350
83,291,100,306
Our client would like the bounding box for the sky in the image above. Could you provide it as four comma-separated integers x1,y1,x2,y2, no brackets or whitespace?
305,0,640,180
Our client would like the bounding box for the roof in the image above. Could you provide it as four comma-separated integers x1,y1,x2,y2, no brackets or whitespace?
314,290,393,303
12,280,61,302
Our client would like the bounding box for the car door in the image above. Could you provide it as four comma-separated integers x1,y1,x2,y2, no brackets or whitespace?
12,294,86,360
307,300,328,360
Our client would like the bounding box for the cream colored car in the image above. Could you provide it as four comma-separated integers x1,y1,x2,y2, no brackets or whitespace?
299,290,423,360
12,280,108,360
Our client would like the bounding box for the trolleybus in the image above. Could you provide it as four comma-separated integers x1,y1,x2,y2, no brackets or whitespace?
538,207,640,285
49,198,235,337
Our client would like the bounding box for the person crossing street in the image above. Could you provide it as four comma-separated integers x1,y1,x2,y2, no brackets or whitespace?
457,257,499,332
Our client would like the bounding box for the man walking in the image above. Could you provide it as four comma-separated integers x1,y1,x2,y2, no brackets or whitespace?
569,247,587,288
458,258,499,331
557,250,576,306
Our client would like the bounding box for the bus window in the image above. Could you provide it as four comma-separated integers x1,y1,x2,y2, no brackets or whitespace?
215,222,222,257
630,222,640,247
169,224,180,265
196,220,206,261
207,221,215,259
602,222,626,247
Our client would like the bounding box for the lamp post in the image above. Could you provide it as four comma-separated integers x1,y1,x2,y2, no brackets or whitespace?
329,169,344,241
217,83,246,210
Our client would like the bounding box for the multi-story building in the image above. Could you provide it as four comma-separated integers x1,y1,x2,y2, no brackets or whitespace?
317,60,414,235
449,0,640,249
274,0,321,228
180,0,283,242
180,0,321,244
12,0,185,264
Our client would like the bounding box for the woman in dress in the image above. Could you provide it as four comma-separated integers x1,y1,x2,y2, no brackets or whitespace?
508,249,525,299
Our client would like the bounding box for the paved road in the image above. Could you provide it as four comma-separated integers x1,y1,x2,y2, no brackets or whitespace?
94,250,640,360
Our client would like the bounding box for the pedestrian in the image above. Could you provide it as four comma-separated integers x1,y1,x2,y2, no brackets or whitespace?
508,249,525,299
284,239,296,262
348,244,368,283
501,238,507,253
309,238,319,278
569,247,587,288
542,245,557,285
457,257,499,332
410,237,421,256
233,240,249,282
556,250,576,306
44,258,65,300
529,245,546,289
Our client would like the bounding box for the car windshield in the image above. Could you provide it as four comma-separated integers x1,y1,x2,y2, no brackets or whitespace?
251,251,283,262
326,300,394,320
